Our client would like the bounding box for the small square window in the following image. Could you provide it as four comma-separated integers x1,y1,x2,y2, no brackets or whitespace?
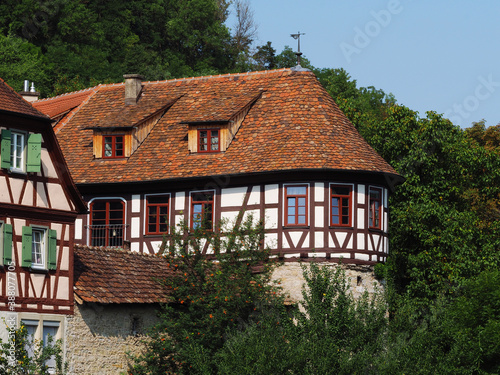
331,185,352,227
198,129,219,153
285,185,308,226
191,191,214,230
146,195,170,235
103,135,125,158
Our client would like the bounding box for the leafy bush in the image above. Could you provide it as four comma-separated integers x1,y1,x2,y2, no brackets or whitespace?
127,215,283,374
0,322,67,375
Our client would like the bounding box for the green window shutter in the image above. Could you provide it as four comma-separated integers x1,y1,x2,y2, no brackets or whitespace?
21,226,32,267
48,229,57,270
1,129,12,169
3,223,13,265
26,133,42,173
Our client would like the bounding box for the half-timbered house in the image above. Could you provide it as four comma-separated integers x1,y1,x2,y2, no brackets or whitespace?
34,68,402,268
0,78,87,366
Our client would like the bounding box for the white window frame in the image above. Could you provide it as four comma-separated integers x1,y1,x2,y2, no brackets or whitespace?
31,227,47,270
10,131,26,172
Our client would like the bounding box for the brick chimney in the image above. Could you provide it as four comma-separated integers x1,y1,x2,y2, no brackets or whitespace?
123,74,144,105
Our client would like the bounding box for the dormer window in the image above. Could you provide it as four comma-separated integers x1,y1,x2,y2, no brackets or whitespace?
198,129,220,153
103,134,124,158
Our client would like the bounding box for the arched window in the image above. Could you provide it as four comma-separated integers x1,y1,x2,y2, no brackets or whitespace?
89,200,125,247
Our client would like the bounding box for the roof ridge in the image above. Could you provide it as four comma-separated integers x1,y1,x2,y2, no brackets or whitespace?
74,244,164,258
35,85,101,102
144,68,296,86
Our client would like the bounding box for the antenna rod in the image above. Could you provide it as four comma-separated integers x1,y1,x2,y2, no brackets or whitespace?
290,31,305,66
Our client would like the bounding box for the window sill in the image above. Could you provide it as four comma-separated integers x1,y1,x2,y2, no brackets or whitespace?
283,225,310,229
29,266,49,274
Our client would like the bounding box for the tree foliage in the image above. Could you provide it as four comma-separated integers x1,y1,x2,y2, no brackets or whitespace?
0,0,236,96
0,323,67,375
127,216,282,374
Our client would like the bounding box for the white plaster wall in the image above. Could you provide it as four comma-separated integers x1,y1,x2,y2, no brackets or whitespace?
10,179,23,204
264,208,278,229
221,186,246,207
21,181,34,206
41,148,58,179
175,192,185,210
314,183,324,202
131,195,141,213
247,186,260,205
75,218,82,240
264,184,279,204
131,217,140,238
46,183,70,210
357,184,366,204
0,177,9,202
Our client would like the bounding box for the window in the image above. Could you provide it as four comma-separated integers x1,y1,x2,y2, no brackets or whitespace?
191,191,214,230
146,195,169,234
89,200,125,247
31,228,45,267
285,185,308,226
21,226,57,269
369,187,383,230
11,131,25,170
0,221,13,266
198,129,220,152
1,129,41,172
20,317,62,374
103,135,124,158
331,185,352,227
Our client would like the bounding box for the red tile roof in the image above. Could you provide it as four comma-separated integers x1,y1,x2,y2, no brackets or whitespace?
0,78,48,119
34,69,399,184
74,245,171,304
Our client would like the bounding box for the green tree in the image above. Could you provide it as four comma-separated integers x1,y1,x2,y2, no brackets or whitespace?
128,215,282,374
0,0,237,96
0,34,50,96
217,263,387,375
0,323,67,375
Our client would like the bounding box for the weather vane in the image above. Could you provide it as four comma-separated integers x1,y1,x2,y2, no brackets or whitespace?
290,31,305,66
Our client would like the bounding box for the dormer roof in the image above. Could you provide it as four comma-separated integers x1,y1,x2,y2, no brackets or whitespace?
34,69,400,185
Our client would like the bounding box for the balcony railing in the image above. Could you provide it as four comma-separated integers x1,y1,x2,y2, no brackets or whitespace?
86,224,128,248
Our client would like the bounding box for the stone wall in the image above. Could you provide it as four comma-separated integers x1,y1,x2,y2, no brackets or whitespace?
65,303,161,375
272,262,383,303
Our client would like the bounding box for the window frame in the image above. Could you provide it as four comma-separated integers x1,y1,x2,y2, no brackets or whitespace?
190,191,215,231
330,184,353,227
31,227,46,268
368,186,383,230
197,129,220,153
284,184,309,227
103,134,125,159
10,130,26,172
145,194,170,235
89,198,126,247
19,314,64,373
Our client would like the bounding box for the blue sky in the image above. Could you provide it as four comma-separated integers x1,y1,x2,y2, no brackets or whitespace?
227,0,500,129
